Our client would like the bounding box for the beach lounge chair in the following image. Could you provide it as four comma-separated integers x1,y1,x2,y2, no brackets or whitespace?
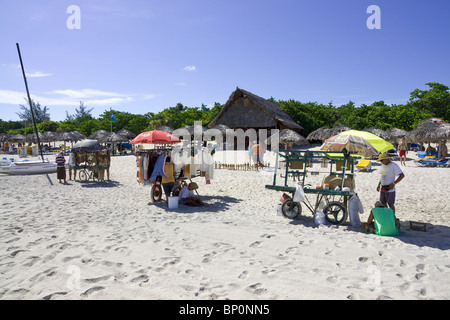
414,158,449,168
356,159,371,171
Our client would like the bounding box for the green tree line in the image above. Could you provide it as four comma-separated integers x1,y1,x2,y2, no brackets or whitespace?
1,82,448,137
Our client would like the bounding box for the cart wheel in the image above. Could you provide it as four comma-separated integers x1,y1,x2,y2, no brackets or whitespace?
323,201,348,225
281,198,301,219
172,185,182,197
151,184,162,202
79,170,87,181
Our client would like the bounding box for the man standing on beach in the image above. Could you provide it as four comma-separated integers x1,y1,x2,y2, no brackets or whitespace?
377,153,404,214
398,137,407,166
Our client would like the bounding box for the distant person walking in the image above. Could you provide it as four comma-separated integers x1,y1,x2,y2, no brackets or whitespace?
55,152,67,184
398,137,407,166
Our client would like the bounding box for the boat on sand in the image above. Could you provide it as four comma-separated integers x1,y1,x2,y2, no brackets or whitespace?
0,158,57,175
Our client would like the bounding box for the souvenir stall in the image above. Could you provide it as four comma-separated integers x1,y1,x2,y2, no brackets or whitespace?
71,139,110,182
131,130,215,203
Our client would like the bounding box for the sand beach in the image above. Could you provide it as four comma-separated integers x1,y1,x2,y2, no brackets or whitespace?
0,149,449,300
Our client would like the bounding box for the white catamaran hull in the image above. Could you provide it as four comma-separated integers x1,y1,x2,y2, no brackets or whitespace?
0,159,57,175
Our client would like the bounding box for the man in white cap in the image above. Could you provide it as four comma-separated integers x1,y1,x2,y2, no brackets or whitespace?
377,153,405,214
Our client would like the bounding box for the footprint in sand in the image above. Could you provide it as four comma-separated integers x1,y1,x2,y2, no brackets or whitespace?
250,241,262,248
42,292,68,300
358,257,369,263
130,274,149,286
326,276,339,284
202,252,216,263
84,275,112,283
247,283,267,295
80,286,105,298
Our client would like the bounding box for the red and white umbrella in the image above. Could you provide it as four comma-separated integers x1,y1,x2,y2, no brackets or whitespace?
130,130,181,145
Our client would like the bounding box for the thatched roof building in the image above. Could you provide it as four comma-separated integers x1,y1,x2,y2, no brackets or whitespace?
208,88,303,132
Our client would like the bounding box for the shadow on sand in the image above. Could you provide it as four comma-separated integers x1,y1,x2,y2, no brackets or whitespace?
286,215,450,250
149,195,243,214
78,180,122,188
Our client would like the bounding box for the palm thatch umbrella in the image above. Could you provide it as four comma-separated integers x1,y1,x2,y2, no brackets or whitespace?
57,131,84,150
98,132,129,144
8,134,26,142
405,118,450,143
306,127,327,141
212,124,230,135
327,126,351,138
57,132,77,142
117,129,136,139
279,129,308,144
180,124,207,135
88,129,110,141
307,126,350,141
386,128,408,142
71,131,86,141
364,128,391,140
155,126,174,134
0,133,10,142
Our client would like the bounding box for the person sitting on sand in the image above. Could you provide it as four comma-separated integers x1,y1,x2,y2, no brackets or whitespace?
178,182,204,207
364,201,400,235
435,140,448,162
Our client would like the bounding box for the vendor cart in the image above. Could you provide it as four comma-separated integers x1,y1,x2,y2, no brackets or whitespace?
265,149,357,225
71,139,109,183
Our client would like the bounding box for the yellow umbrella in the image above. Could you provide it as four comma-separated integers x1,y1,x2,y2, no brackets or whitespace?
339,130,394,154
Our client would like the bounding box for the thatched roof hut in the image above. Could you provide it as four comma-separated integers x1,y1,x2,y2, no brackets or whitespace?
208,88,303,132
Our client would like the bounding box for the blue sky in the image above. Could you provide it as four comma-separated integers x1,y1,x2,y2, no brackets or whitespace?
1,0,449,122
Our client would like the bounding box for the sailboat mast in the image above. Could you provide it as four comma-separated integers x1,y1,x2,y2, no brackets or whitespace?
16,43,44,161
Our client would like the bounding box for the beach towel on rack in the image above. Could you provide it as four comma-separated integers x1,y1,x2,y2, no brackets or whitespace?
150,153,168,183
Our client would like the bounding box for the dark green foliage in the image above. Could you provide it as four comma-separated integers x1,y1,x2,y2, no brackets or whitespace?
1,83,448,136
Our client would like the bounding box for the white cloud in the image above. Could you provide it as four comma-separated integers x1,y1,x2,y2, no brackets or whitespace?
183,66,197,71
0,88,156,107
175,82,187,86
26,71,53,78
0,90,27,105
52,89,126,99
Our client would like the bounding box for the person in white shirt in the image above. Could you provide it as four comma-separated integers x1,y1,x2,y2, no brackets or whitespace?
376,153,405,214
178,182,204,206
